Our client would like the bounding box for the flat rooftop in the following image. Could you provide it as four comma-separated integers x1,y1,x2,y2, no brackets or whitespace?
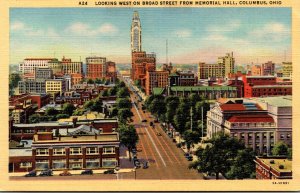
248,96,292,107
10,149,32,157
33,133,119,143
259,158,292,173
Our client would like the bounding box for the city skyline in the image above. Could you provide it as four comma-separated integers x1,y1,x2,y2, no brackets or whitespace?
10,8,291,65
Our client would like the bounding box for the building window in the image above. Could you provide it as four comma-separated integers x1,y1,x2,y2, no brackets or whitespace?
280,134,285,139
103,147,115,154
86,147,99,155
35,160,49,170
20,162,32,168
70,147,82,155
102,158,117,168
52,159,66,169
36,148,49,156
69,159,82,169
287,134,291,139
86,158,100,169
53,148,65,155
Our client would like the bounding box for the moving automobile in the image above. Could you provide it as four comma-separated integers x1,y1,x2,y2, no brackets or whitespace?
81,169,93,175
39,169,53,176
104,169,115,174
59,170,72,176
25,170,36,177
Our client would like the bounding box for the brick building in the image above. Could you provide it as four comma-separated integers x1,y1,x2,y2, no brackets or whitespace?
106,61,117,81
145,70,169,95
131,51,156,87
262,61,275,76
243,76,292,98
86,57,107,80
9,130,120,172
254,156,292,179
168,71,196,87
71,73,84,86
10,118,118,141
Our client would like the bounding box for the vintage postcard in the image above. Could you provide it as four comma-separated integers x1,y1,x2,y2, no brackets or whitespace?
0,0,299,191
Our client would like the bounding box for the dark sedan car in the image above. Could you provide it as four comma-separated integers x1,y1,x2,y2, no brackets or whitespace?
39,169,53,176
81,169,93,175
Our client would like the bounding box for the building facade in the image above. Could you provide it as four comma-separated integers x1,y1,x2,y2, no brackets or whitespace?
145,70,169,95
61,57,83,75
243,76,292,98
106,61,117,81
131,11,142,52
207,96,292,155
262,61,275,76
18,80,46,94
46,79,66,97
86,57,107,80
131,51,156,86
198,62,224,79
19,58,54,74
254,156,292,179
35,68,53,80
282,62,292,78
218,52,235,78
251,65,262,76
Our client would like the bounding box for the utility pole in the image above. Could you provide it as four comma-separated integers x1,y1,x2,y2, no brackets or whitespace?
201,106,204,139
190,106,193,131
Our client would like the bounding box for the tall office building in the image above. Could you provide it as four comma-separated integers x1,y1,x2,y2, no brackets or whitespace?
86,56,107,80
131,11,142,52
218,52,235,78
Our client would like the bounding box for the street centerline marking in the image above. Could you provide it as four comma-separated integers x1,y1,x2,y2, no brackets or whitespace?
133,102,167,167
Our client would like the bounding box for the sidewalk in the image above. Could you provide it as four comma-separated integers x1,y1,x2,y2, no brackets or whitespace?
9,168,134,177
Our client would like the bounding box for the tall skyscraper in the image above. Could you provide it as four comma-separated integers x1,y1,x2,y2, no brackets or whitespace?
131,11,142,52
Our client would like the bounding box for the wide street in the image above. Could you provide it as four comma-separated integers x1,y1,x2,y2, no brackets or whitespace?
127,78,203,180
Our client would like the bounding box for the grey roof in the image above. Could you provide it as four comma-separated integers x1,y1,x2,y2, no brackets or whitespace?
58,125,100,136
248,96,292,107
10,149,32,157
14,121,73,128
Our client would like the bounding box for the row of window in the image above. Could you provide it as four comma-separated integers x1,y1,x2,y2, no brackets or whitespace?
36,147,115,156
34,158,117,170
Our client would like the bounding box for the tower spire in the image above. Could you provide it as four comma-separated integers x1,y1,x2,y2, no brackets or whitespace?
131,11,142,52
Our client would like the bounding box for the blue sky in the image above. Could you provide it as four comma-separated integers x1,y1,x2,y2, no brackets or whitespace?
10,8,291,65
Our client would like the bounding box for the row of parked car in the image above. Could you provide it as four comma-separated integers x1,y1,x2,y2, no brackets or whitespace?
24,168,118,177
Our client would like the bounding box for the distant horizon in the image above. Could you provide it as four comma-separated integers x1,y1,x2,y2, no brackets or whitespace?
10,8,291,65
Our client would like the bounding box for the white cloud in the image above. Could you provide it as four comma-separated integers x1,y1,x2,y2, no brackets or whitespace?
65,22,118,36
11,21,25,31
206,20,241,33
173,29,192,38
249,22,290,42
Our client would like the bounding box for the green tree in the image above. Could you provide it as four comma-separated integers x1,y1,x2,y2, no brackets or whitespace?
148,96,166,117
182,130,201,153
118,81,126,88
119,124,139,161
29,114,40,123
189,132,245,179
91,98,103,112
117,87,130,98
9,73,21,88
73,109,84,116
111,107,118,117
62,103,75,116
109,86,118,96
102,89,109,97
45,107,58,116
87,79,94,84
116,98,132,109
272,141,289,156
226,148,256,179
56,114,70,119
165,96,180,125
189,93,201,107
95,78,102,84
118,108,133,124
83,100,94,110
287,148,292,159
